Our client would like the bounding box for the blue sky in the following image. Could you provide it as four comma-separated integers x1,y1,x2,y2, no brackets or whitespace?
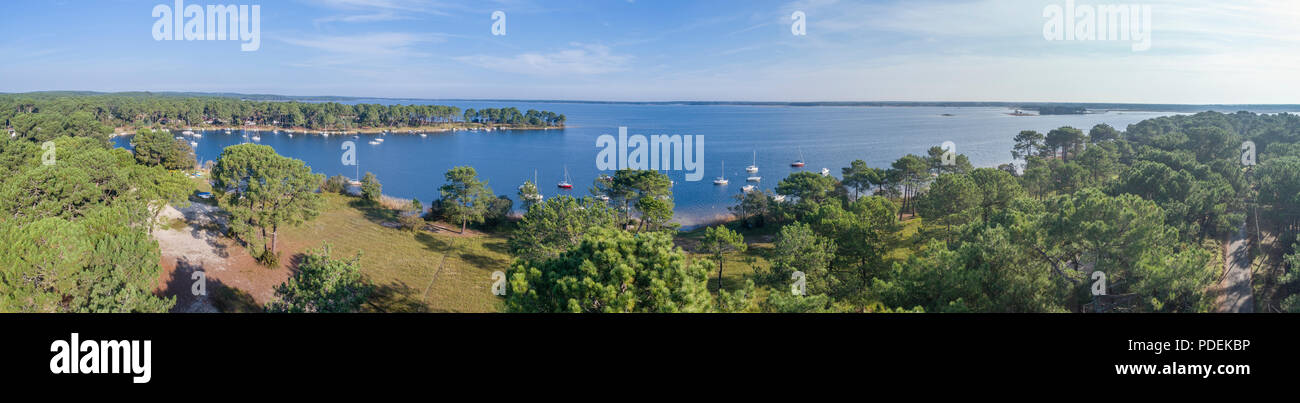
2,0,1298,103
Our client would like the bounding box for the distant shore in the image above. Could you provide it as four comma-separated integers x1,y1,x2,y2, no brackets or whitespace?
112,123,562,137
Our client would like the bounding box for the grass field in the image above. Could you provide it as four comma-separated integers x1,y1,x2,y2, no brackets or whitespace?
676,222,777,293
275,194,510,312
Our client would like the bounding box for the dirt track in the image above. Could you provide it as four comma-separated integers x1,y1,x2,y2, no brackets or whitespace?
1217,225,1253,313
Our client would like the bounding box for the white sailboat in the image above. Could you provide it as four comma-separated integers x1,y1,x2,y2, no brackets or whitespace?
349,149,361,188
520,170,544,202
746,150,759,173
713,161,729,185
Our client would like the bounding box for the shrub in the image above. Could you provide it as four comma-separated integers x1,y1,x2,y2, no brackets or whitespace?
323,175,349,194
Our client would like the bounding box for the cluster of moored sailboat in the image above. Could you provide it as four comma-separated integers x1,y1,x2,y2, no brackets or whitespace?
716,148,828,194
188,127,445,144
179,129,201,147
177,129,828,202
517,148,828,202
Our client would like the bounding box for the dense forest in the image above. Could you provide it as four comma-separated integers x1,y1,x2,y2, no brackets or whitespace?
505,111,1300,313
0,92,565,137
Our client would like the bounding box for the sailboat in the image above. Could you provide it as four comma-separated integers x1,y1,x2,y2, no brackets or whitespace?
746,150,759,173
557,166,574,189
791,148,806,168
713,161,729,185
521,170,544,202
349,151,361,187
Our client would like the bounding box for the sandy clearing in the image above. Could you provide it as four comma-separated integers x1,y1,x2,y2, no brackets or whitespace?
153,201,290,312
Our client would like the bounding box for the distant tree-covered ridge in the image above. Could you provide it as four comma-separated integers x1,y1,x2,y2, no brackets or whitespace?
0,92,565,134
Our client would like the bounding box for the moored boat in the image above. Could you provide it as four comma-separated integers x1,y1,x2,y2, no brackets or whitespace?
557,165,574,189
713,161,729,185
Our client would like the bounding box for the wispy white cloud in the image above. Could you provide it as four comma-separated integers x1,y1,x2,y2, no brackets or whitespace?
453,43,631,76
309,0,454,24
279,32,444,65
313,11,410,24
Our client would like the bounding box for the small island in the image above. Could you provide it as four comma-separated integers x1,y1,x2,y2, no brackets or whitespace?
1027,105,1088,115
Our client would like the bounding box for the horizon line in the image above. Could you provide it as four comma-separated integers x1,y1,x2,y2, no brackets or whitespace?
5,90,1300,108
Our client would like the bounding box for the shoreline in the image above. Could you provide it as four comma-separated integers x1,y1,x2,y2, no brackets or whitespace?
112,123,563,137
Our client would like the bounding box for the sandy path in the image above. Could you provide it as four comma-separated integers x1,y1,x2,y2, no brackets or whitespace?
1216,225,1254,313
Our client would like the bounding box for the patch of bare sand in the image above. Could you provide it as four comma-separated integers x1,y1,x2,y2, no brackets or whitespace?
153,202,290,312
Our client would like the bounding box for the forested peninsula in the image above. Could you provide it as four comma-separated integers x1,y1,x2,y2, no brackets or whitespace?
0,92,565,139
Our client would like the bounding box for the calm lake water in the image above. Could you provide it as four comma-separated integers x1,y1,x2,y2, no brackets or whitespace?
114,101,1182,227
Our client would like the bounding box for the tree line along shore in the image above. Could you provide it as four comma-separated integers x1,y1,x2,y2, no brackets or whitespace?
1,92,565,143
4,93,1300,313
